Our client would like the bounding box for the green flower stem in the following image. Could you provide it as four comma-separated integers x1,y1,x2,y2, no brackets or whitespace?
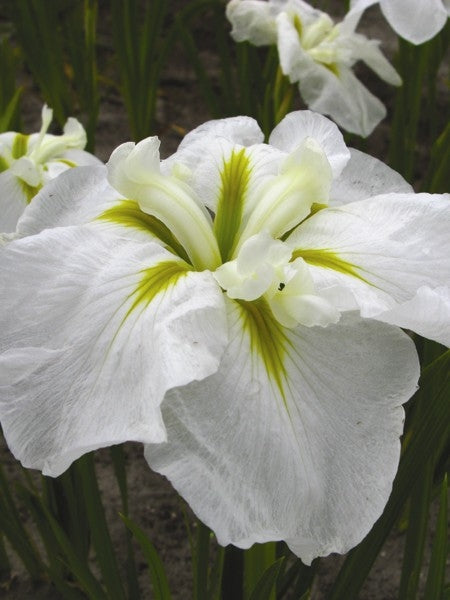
193,521,211,600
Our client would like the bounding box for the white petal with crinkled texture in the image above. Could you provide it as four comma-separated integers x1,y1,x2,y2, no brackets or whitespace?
301,67,387,137
226,0,278,45
345,34,401,85
168,116,264,162
60,148,103,167
330,148,412,206
276,12,313,85
145,306,418,564
379,286,450,347
164,122,283,218
288,193,450,320
0,170,28,233
45,149,103,181
0,226,227,476
269,111,350,177
380,0,448,45
16,166,120,237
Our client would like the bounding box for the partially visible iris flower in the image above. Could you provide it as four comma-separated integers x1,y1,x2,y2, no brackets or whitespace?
226,0,401,136
1,111,449,563
0,104,101,232
349,0,450,45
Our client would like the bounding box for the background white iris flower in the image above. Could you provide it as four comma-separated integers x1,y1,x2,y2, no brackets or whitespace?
226,0,401,136
1,110,448,563
0,104,101,233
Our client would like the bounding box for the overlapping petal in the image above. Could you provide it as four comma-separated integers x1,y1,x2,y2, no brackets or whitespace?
145,307,419,564
379,286,450,347
0,226,227,475
350,0,450,45
287,193,450,341
330,148,412,206
268,110,350,177
226,0,278,45
16,165,116,237
0,170,29,233
163,117,281,218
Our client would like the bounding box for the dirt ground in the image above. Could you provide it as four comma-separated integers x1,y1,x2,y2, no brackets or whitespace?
1,1,447,598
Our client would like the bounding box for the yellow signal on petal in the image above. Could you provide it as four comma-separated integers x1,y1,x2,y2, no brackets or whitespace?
214,147,252,262
292,248,370,283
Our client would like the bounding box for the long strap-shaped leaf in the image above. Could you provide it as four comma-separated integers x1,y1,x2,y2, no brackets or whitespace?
121,513,172,600
248,557,285,600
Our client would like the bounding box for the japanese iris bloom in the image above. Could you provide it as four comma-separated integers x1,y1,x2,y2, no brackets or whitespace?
349,0,450,45
226,0,401,136
1,111,449,563
0,104,101,233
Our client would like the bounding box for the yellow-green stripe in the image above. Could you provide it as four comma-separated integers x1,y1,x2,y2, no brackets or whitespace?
237,298,290,402
125,260,191,321
97,200,191,263
12,133,29,159
292,248,370,283
214,148,251,262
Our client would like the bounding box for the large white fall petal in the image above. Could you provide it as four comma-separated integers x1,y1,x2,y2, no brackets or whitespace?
146,308,419,564
0,226,227,476
287,193,450,339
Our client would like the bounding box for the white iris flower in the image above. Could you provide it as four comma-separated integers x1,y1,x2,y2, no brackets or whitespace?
226,0,401,136
1,111,449,564
0,104,101,233
349,0,450,45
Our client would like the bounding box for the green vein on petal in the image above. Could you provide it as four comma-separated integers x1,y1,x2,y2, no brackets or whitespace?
214,147,251,262
12,133,29,159
20,180,42,204
0,156,8,172
236,298,291,404
124,260,192,322
57,158,77,168
97,200,191,264
292,248,370,283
